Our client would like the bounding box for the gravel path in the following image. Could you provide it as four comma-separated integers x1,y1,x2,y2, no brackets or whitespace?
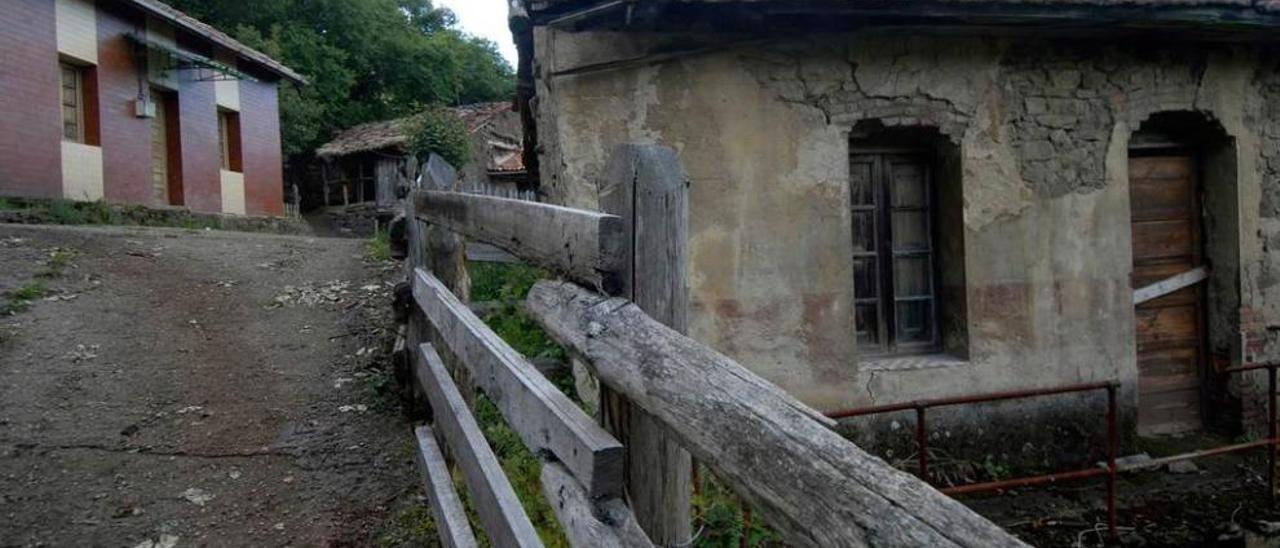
0,224,418,547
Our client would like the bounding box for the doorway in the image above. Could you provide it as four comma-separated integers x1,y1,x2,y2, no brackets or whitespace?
150,89,182,205
1129,148,1206,436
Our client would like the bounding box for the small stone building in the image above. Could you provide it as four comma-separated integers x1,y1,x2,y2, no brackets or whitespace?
512,0,1280,448
314,102,531,208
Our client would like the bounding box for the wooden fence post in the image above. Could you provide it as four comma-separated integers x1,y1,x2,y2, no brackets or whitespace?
421,154,471,301
598,144,693,544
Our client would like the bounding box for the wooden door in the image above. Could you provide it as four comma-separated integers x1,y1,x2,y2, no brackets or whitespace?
150,91,169,204
1130,153,1205,436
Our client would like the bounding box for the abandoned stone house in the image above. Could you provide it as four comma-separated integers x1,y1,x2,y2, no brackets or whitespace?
313,102,530,208
511,0,1280,450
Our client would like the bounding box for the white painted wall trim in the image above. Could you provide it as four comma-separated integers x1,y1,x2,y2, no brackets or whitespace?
56,0,98,65
61,142,104,201
220,170,246,215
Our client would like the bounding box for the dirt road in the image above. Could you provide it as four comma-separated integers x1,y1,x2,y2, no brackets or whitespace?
0,224,419,547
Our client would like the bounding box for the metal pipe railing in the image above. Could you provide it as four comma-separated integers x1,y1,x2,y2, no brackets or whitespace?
827,363,1280,540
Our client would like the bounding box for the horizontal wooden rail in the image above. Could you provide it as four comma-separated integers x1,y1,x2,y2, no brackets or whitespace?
412,190,625,292
415,344,543,548
413,268,626,497
541,462,653,548
526,280,1028,548
413,424,480,548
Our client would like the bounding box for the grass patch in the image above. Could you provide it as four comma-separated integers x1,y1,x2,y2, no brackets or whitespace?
693,471,780,548
470,262,566,362
368,230,393,262
376,504,439,547
0,198,17,211
47,200,89,225
3,281,47,315
362,364,401,413
472,394,570,547
37,248,76,278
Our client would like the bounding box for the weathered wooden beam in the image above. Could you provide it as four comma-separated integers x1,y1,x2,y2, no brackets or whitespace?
597,144,692,543
526,281,1027,548
541,462,653,548
412,189,624,292
413,424,480,548
1133,266,1209,305
415,344,543,548
420,157,471,302
413,268,625,497
467,242,522,264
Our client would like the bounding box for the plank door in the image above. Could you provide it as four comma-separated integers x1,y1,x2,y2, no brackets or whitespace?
150,91,170,204
1130,153,1205,436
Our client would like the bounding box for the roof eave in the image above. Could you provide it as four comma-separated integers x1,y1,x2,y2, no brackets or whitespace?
121,0,307,84
527,0,1280,37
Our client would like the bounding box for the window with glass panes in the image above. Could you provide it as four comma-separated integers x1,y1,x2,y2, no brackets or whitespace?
850,153,938,354
60,63,84,143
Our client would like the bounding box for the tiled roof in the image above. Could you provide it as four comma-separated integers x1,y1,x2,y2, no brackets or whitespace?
316,102,517,159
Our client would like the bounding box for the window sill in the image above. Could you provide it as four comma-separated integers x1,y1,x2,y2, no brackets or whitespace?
861,353,970,372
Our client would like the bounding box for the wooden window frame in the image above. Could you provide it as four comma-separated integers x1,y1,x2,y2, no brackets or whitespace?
60,62,85,143
59,60,99,146
218,110,243,173
851,149,941,356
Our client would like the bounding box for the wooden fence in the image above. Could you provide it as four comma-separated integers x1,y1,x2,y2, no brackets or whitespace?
393,144,1027,547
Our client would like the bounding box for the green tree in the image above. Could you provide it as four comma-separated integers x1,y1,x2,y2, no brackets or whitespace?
162,0,514,157
406,106,471,168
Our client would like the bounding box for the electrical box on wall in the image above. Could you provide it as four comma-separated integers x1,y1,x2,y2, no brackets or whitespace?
134,99,156,118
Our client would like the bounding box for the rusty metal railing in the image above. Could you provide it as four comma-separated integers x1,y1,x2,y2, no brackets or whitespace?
826,363,1280,540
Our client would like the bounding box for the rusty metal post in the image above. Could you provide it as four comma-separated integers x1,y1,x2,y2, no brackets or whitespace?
916,406,929,481
1269,365,1277,503
740,506,751,548
692,460,701,498
1106,383,1118,540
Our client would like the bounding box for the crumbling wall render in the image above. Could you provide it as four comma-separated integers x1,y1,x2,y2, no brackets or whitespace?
534,30,1272,418
1250,50,1280,401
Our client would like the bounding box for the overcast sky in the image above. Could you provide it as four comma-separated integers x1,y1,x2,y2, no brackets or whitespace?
437,0,519,67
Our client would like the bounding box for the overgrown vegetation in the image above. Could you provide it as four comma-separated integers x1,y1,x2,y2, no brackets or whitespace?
0,198,17,211
160,0,514,157
407,106,472,169
693,471,780,548
367,229,393,262
471,262,565,361
471,394,570,547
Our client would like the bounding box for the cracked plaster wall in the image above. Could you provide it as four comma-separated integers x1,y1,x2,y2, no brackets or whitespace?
533,29,1274,425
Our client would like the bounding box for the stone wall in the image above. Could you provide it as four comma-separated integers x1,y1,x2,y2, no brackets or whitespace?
531,29,1275,444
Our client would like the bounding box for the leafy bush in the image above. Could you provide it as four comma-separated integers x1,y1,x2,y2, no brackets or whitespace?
367,229,392,262
47,200,87,225
470,262,544,303
407,106,471,169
